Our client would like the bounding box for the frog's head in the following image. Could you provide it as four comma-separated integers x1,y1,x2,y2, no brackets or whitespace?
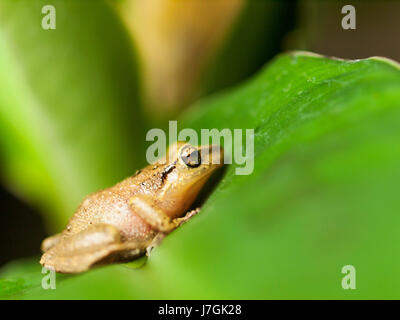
157,142,224,216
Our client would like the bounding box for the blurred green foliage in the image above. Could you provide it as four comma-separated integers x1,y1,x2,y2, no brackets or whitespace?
0,0,147,229
1,52,400,299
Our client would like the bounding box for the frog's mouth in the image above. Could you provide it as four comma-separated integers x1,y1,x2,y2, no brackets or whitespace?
162,143,224,195
183,144,224,189
161,144,224,215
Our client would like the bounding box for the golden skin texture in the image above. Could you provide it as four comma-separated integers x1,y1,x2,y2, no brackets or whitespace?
40,142,223,273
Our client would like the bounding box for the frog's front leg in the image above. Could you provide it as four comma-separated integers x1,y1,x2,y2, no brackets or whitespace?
145,209,200,255
40,224,149,273
129,196,200,255
129,196,200,233
144,209,201,256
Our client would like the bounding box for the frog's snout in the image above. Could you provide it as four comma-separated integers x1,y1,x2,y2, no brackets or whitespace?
200,144,224,167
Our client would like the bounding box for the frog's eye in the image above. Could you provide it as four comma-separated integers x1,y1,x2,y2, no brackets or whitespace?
180,145,201,168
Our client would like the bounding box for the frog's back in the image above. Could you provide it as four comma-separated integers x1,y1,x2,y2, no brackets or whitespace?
65,169,158,242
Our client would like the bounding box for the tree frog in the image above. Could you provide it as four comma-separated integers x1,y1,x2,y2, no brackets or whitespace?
40,142,223,273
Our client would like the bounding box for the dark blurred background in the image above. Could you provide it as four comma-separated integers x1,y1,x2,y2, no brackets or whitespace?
1,0,399,267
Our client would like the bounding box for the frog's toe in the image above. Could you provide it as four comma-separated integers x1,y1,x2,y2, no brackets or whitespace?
41,233,62,252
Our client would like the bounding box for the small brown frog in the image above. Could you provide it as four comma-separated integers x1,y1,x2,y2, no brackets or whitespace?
40,142,223,273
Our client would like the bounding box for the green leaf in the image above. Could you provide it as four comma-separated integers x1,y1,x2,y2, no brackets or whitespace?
2,52,400,299
0,0,147,228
